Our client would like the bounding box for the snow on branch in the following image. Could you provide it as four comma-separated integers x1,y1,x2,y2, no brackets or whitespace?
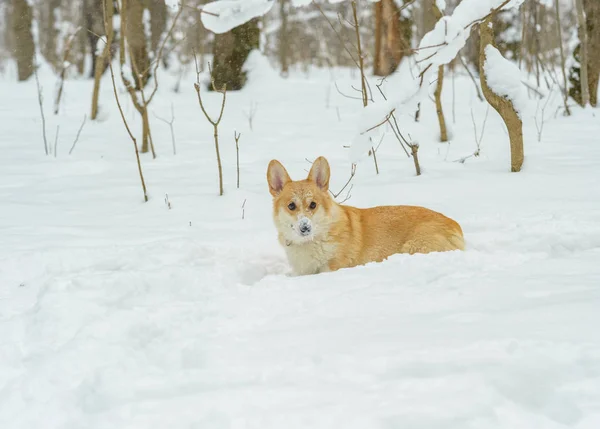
349,0,525,160
202,0,276,34
483,45,528,119
201,0,383,34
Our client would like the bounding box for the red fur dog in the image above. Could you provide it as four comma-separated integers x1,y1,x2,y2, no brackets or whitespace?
267,156,465,275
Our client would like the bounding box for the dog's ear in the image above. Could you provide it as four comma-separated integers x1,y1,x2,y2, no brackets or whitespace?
267,160,292,196
307,156,330,191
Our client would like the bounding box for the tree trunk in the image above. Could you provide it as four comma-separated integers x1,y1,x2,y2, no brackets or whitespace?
279,0,290,77
555,0,571,115
148,0,167,58
39,0,62,73
479,18,524,173
373,0,412,76
211,18,260,91
91,0,114,120
10,0,35,81
141,107,150,154
575,0,590,107
585,0,599,107
127,0,150,89
432,2,447,142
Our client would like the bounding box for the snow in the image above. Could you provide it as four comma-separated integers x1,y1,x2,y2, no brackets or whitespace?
165,0,179,9
201,0,383,33
436,0,447,12
202,0,276,34
483,45,529,118
2,51,600,429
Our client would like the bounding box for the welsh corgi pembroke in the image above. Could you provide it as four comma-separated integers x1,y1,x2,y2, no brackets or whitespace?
267,156,465,276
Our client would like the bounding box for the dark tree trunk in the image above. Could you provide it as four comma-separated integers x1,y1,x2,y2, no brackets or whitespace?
11,0,35,81
210,18,260,91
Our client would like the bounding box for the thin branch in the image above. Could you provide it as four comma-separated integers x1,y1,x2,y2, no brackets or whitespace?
69,114,87,155
235,131,241,189
312,0,360,69
33,58,49,155
104,0,148,202
331,163,357,199
459,54,484,101
53,125,60,158
54,26,81,115
153,103,176,155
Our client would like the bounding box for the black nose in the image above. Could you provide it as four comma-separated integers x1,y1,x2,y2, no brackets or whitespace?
300,225,311,234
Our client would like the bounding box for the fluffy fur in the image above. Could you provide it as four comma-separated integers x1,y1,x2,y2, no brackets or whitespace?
267,156,465,275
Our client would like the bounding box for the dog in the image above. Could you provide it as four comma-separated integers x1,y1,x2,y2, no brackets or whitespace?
267,156,465,275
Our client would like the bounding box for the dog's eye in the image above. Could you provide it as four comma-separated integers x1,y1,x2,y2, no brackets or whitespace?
288,202,296,211
309,201,317,209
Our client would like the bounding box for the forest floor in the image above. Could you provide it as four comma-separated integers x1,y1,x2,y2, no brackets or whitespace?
1,55,600,428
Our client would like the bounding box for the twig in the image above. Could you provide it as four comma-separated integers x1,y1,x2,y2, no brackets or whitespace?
371,144,379,175
54,26,81,115
33,59,49,155
312,1,360,69
534,89,554,142
241,199,246,220
69,114,87,155
331,163,357,199
459,55,484,101
351,1,367,107
53,125,60,158
234,131,241,189
153,103,177,155
194,53,226,196
243,102,257,131
104,1,149,202
469,104,490,157
521,80,545,99
164,193,172,209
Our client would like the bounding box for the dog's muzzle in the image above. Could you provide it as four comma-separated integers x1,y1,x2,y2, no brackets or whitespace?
298,217,312,236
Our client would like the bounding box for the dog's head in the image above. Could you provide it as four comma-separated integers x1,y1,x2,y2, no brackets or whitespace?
267,156,336,244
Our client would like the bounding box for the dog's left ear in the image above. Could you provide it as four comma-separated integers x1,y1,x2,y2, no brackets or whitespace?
307,156,330,191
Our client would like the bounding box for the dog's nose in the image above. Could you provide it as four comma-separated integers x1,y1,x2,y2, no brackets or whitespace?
299,224,311,235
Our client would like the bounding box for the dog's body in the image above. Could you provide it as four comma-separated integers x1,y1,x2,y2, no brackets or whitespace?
267,157,464,275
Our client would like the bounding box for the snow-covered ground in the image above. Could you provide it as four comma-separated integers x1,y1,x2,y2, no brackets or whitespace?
1,55,600,428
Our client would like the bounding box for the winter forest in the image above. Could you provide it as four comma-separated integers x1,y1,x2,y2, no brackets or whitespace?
1,0,599,427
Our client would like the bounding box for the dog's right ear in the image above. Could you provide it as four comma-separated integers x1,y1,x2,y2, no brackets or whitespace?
267,160,291,197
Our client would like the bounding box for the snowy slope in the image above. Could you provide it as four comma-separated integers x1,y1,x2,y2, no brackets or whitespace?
1,56,600,429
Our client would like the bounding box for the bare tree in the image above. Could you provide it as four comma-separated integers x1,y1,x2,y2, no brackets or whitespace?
195,56,227,196
11,0,34,81
373,0,412,76
432,1,448,142
91,0,114,120
127,0,151,89
554,0,571,115
279,0,290,77
575,0,590,107
585,0,599,107
479,18,524,172
149,0,168,57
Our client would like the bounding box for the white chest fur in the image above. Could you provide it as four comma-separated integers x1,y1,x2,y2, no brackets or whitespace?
284,239,336,276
